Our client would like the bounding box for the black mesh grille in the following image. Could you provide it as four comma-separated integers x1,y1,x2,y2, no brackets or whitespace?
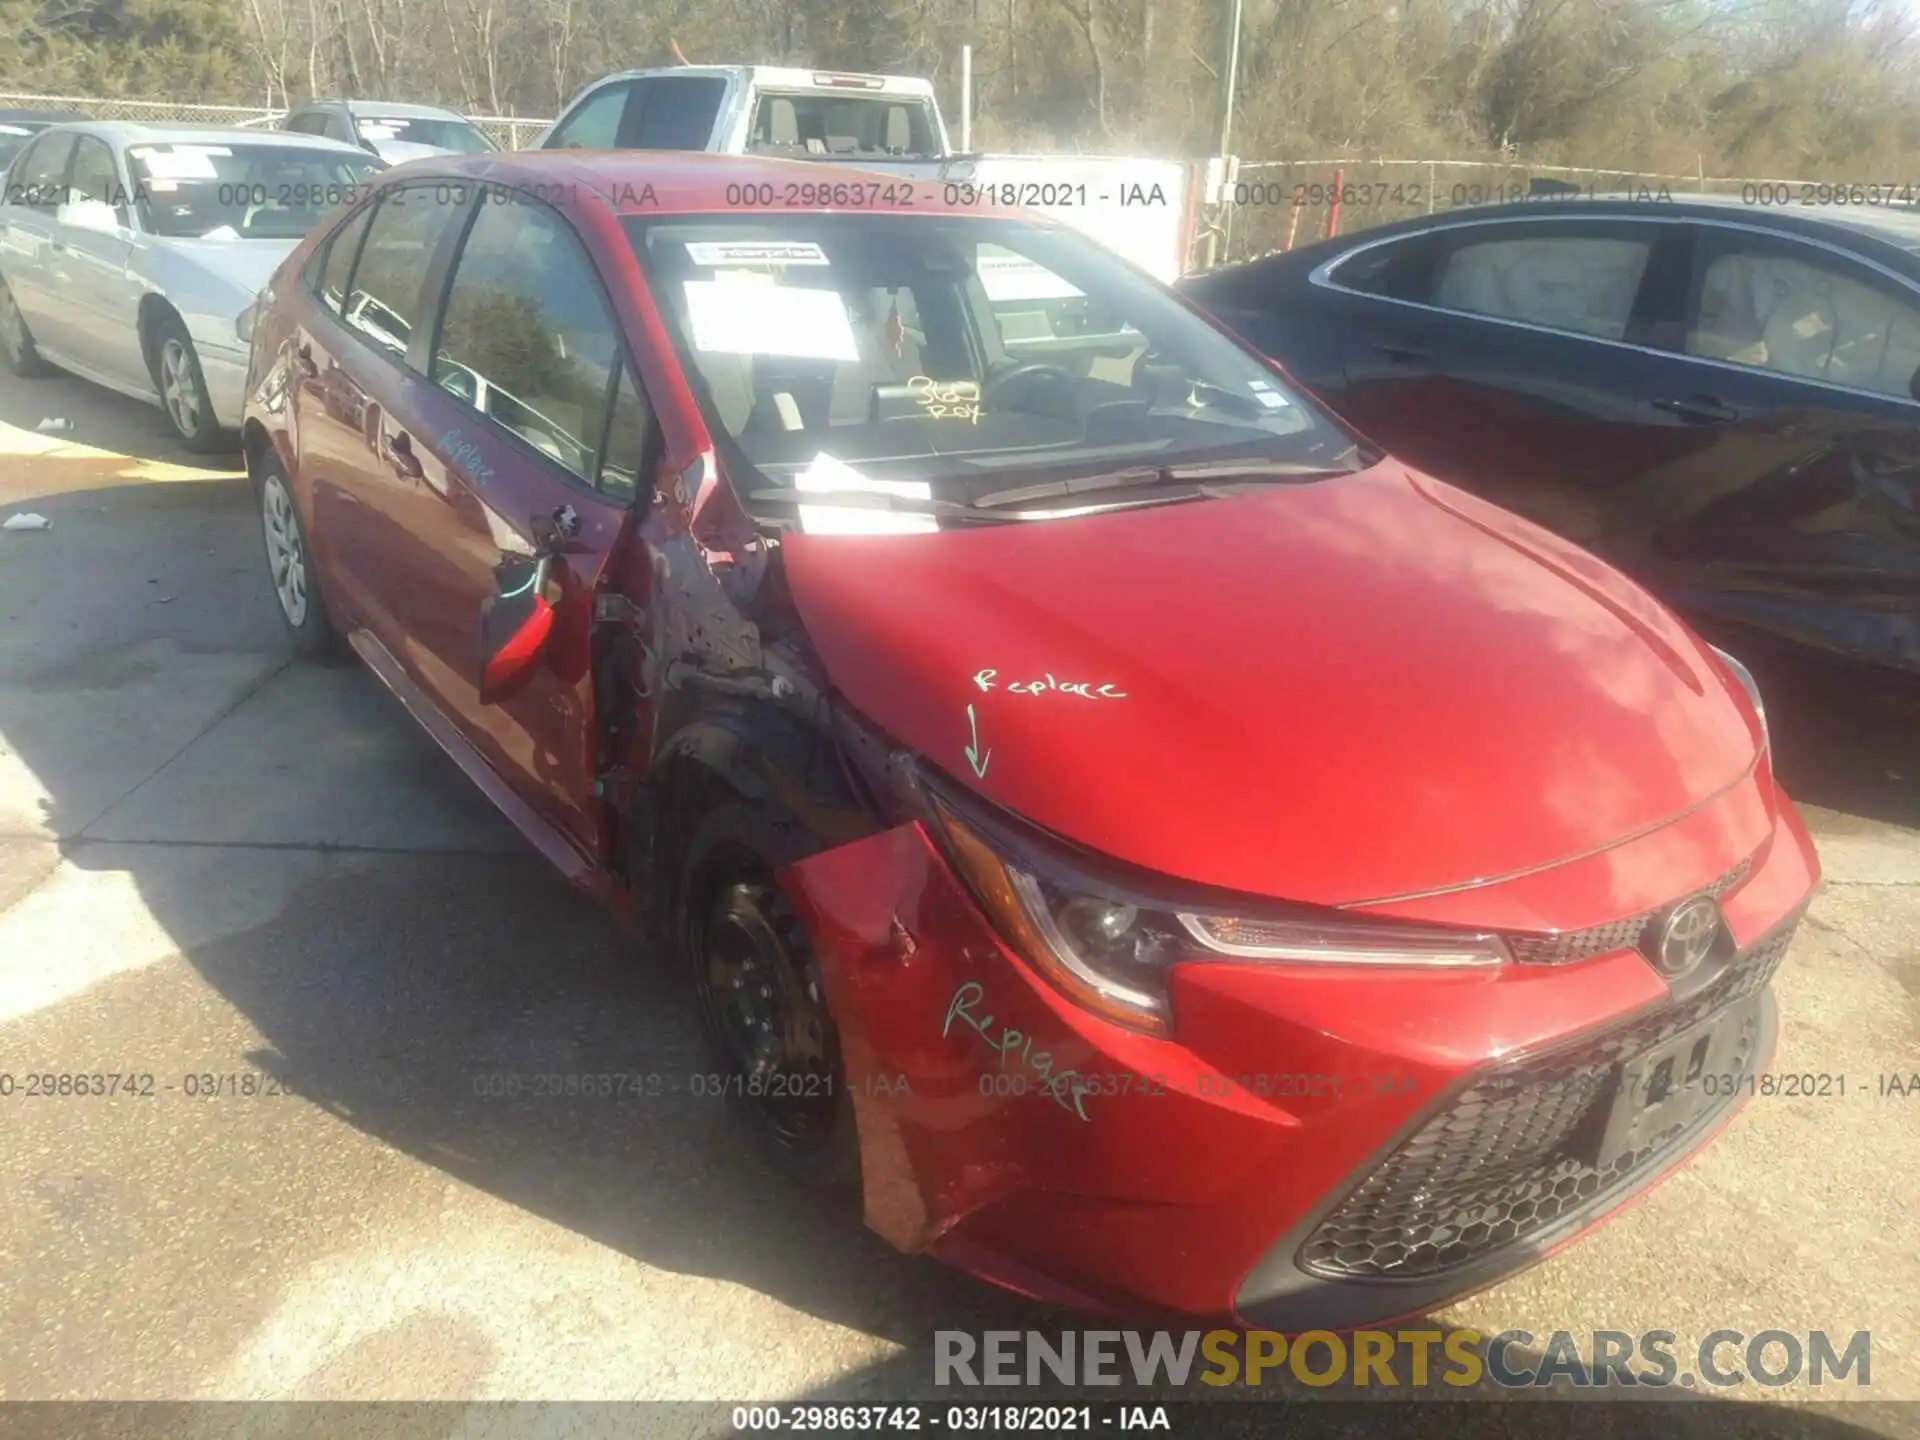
1505,855,1754,966
1298,916,1796,1282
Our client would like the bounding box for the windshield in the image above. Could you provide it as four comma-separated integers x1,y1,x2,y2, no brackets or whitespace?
129,142,385,239
746,93,941,161
356,116,493,154
626,214,1361,522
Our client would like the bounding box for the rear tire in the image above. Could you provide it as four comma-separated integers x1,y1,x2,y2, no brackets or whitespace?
256,457,346,662
0,274,53,378
678,799,861,1193
151,313,226,453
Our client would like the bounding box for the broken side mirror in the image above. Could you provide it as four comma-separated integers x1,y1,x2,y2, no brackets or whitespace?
478,552,555,703
479,508,579,702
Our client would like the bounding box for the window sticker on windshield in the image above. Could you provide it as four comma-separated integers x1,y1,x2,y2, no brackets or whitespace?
795,452,938,536
683,280,859,361
131,149,222,179
976,249,1084,302
358,124,398,140
1247,379,1291,409
685,241,830,267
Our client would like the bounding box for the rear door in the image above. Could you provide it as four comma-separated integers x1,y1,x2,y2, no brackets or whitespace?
378,187,658,857
1617,220,1920,672
0,131,75,340
298,184,466,646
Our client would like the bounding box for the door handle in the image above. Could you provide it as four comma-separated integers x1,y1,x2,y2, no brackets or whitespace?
383,427,424,479
1652,394,1740,424
293,341,318,377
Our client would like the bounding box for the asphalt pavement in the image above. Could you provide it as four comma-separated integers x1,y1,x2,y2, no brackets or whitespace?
0,371,1915,1439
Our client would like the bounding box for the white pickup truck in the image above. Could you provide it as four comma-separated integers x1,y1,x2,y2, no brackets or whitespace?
532,65,1196,285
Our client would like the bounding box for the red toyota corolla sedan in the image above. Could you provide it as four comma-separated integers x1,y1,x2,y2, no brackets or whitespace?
240,151,1819,1328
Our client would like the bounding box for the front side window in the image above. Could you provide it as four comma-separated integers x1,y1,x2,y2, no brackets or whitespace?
432,195,624,484
1686,233,1920,400
343,187,460,359
128,141,383,240
66,137,126,214
1430,227,1654,341
628,214,1361,522
546,84,631,150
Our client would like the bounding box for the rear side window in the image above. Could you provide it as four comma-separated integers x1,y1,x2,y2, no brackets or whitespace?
432,195,627,486
626,77,725,150
313,203,374,314
546,84,631,150
343,187,460,360
285,113,329,136
1430,227,1655,341
13,132,75,208
1328,232,1439,303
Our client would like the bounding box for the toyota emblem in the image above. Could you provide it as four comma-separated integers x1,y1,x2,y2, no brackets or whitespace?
1653,895,1722,978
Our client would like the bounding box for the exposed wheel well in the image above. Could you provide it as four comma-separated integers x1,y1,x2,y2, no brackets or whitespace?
136,294,180,383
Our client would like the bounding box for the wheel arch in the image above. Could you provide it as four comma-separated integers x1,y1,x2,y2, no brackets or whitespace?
631,699,882,932
136,292,180,381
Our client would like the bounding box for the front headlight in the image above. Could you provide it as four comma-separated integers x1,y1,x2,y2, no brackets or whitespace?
1709,644,1767,746
926,790,1509,1036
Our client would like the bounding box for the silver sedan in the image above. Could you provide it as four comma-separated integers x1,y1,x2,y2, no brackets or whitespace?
0,122,383,450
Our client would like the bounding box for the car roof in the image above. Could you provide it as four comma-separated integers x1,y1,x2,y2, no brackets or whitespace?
567,65,938,97
379,149,1023,219
31,120,376,153
1199,192,1920,282
301,100,478,122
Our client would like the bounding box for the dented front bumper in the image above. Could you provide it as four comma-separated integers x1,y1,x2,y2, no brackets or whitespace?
778,800,1820,1325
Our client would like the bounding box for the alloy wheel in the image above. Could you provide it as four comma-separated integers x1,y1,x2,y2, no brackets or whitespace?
261,475,309,628
160,339,202,437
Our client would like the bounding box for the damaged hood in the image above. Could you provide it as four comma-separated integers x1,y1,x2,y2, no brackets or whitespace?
781,461,1764,908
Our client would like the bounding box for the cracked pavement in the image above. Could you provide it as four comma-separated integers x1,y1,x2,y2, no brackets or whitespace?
0,377,1915,1438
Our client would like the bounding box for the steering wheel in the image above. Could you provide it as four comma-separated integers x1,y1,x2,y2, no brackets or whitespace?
984,361,1076,404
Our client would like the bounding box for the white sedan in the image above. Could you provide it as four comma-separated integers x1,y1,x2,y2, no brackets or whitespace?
0,122,383,450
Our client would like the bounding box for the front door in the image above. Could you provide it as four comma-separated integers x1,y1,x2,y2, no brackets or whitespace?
1616,221,1920,672
376,187,658,859
53,135,144,387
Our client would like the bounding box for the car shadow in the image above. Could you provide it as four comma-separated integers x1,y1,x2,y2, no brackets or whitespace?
0,360,244,464
0,474,1911,1424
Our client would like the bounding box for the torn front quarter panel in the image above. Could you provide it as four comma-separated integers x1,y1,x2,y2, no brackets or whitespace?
776,823,1289,1267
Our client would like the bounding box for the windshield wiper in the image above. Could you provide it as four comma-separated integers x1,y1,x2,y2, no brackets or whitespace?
973,452,1365,510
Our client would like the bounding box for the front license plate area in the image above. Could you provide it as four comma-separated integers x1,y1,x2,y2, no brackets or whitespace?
1589,1004,1755,1173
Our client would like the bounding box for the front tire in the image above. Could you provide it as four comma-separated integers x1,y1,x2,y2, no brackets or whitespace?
0,274,52,378
257,459,344,661
678,800,861,1192
152,313,225,452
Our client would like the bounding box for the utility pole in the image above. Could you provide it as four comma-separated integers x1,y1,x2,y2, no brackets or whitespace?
1205,0,1244,268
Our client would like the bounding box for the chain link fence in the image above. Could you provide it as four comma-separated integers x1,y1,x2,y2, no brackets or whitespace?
1208,158,1878,266
0,91,552,149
